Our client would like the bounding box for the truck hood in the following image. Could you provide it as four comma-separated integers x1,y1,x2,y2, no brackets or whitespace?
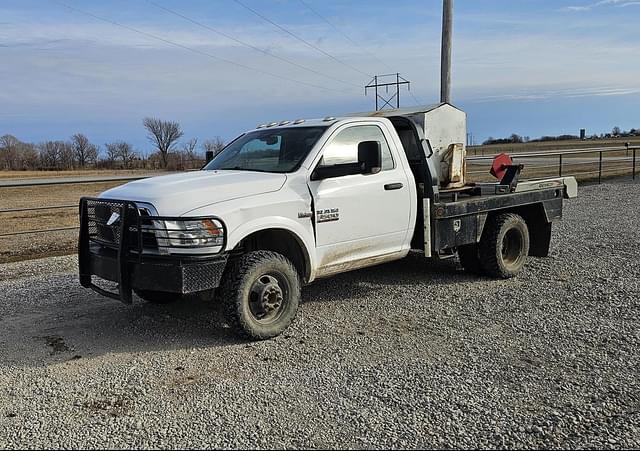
100,170,286,216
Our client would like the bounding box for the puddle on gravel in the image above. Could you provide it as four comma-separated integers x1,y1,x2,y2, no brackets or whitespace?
81,397,129,417
43,335,70,355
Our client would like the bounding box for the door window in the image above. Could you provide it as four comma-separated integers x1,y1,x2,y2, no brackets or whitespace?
318,125,394,171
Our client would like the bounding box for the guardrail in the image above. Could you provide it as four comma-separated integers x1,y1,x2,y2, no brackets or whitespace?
1,145,638,240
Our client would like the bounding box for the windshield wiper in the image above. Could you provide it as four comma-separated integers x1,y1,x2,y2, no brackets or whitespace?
219,166,269,173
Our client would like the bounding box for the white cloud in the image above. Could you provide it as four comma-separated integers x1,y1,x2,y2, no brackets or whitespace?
566,0,640,11
1,1,639,141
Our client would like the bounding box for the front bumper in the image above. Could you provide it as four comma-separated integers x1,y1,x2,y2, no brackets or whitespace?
78,197,228,303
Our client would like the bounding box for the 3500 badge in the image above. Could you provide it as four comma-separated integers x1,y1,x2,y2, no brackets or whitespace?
316,208,339,223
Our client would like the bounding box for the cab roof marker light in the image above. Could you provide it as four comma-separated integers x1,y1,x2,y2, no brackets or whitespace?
256,124,267,129
279,120,291,126
293,119,305,124
267,122,278,127
323,116,336,122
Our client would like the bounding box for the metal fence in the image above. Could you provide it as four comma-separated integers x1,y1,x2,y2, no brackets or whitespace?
466,144,638,184
0,174,156,239
1,145,638,240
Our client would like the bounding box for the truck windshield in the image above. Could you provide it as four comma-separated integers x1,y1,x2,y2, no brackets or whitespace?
204,126,328,173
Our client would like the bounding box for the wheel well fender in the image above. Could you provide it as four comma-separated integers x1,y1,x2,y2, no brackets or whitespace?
481,202,556,257
229,225,314,283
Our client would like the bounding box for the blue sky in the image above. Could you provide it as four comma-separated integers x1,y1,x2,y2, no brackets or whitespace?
1,0,639,151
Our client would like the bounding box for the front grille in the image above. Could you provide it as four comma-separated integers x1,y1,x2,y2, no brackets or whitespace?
86,199,139,249
138,210,159,249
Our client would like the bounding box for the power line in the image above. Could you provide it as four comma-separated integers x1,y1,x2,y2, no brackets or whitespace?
52,0,351,94
146,0,360,88
408,89,424,106
296,0,394,74
231,0,371,78
297,0,426,107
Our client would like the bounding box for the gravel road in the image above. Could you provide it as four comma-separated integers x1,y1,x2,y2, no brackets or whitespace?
0,180,638,449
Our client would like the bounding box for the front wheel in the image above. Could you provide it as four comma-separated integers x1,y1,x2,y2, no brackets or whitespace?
219,251,301,340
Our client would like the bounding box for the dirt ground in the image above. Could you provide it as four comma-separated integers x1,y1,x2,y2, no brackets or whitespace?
0,180,638,449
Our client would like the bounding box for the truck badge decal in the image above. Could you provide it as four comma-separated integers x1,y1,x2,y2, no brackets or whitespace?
316,208,339,223
297,212,313,219
107,212,120,226
453,219,461,233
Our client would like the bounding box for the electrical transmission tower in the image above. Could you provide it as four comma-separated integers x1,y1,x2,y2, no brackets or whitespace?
365,73,411,111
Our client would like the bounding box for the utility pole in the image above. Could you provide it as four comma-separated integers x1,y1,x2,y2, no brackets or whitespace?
440,0,453,104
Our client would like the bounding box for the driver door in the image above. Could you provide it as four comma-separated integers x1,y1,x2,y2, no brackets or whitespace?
308,123,412,275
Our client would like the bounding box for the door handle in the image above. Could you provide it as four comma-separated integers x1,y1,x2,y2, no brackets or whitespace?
384,183,404,191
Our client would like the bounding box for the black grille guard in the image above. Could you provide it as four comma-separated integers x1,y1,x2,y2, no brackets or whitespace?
78,197,227,303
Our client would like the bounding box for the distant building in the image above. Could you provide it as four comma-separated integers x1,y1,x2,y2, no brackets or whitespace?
580,129,586,140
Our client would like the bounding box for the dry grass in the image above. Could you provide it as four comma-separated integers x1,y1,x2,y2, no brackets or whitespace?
468,137,640,156
0,169,156,180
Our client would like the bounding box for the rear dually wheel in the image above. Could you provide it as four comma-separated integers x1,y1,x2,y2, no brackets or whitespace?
479,213,530,279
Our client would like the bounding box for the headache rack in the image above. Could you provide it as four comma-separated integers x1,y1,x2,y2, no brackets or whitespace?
78,197,227,303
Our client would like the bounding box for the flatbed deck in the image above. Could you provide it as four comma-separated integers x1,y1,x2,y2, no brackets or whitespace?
424,177,577,256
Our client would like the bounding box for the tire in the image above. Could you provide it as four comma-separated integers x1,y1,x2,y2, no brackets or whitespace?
218,251,301,340
458,243,483,275
134,290,181,304
479,213,530,279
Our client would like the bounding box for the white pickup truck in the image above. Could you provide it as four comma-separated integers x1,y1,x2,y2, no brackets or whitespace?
79,104,577,339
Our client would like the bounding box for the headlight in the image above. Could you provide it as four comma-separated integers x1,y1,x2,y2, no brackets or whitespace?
163,219,225,250
133,202,225,255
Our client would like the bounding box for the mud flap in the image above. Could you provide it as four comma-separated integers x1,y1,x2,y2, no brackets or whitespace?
528,221,552,257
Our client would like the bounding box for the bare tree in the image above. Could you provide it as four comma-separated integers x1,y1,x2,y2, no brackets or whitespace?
612,126,621,136
179,137,198,162
0,135,20,170
104,142,119,168
22,143,39,169
143,117,183,168
105,141,137,168
71,133,99,168
182,138,198,154
119,142,137,168
202,136,225,157
38,141,67,169
0,135,41,170
0,134,19,152
59,142,75,169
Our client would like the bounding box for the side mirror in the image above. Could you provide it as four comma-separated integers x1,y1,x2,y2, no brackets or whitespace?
358,141,382,175
310,140,383,181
